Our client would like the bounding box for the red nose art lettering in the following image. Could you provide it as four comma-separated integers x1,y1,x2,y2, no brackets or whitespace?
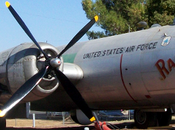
155,59,169,79
155,58,175,79
167,58,175,71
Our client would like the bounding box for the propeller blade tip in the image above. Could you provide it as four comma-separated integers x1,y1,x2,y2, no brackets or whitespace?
5,1,10,8
94,15,99,22
90,116,96,122
0,110,5,117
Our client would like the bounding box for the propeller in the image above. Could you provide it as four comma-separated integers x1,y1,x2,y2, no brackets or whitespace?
2,1,98,122
57,15,98,58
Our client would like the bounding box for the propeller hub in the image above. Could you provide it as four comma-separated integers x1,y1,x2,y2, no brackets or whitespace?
50,58,62,68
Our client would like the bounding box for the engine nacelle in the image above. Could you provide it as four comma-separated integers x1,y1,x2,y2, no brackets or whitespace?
70,109,92,125
0,42,62,103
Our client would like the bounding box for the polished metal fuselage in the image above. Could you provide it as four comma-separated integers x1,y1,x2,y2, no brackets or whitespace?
31,25,175,111
0,25,174,111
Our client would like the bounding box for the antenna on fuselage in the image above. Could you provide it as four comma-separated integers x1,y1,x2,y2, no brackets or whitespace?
173,17,175,25
136,21,147,30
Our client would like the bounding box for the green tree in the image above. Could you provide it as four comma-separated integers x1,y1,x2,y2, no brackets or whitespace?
82,0,147,39
146,0,175,26
86,31,106,40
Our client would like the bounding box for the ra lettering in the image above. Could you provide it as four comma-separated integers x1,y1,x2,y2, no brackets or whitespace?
155,58,175,79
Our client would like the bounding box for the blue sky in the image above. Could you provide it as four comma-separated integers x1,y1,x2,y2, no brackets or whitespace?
0,0,102,52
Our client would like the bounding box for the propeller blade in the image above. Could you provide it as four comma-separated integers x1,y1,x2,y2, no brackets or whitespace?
0,66,49,117
5,1,49,60
57,15,98,58
54,68,95,122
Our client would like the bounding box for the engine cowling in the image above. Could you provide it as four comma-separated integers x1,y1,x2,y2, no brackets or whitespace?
0,42,62,103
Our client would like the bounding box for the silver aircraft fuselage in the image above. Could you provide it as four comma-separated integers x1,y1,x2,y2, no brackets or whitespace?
31,25,175,111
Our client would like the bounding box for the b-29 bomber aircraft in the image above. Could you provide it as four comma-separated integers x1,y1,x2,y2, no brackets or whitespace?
0,1,175,129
